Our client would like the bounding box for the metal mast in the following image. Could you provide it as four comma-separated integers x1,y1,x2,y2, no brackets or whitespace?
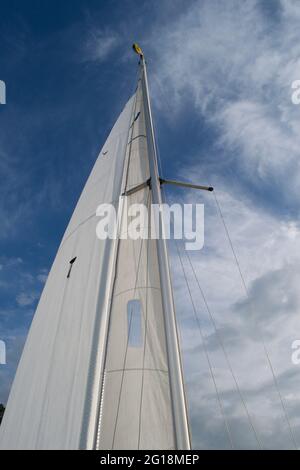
134,44,191,450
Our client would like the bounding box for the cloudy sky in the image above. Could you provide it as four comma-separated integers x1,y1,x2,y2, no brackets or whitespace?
1,0,300,449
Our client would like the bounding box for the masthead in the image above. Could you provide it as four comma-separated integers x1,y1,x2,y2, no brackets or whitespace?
132,43,144,57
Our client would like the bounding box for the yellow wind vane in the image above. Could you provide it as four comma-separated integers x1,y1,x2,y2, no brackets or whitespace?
132,43,144,57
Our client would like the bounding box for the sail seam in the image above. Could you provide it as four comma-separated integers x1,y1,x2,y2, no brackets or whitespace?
112,286,161,299
61,184,151,247
106,368,168,374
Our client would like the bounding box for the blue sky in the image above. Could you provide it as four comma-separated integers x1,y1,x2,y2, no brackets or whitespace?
1,0,300,449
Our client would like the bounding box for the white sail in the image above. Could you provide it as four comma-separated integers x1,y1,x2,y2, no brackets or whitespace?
0,60,190,450
0,94,135,450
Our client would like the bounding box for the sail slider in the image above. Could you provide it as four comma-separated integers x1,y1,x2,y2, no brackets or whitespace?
160,178,214,192
122,178,151,197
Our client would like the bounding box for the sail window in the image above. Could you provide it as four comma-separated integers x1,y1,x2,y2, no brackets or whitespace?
127,300,143,347
67,257,77,279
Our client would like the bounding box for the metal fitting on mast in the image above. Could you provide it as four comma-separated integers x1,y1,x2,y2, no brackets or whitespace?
132,43,144,58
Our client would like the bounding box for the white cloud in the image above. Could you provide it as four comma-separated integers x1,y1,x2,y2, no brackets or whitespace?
167,181,300,448
0,329,27,405
36,269,48,284
149,0,300,204
147,5,300,445
82,29,119,63
150,0,300,434
0,257,23,270
16,292,38,307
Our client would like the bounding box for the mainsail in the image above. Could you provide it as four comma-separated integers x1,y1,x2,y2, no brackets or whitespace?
0,50,190,450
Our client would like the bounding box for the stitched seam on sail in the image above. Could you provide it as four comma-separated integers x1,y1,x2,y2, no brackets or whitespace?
112,286,161,299
106,368,168,374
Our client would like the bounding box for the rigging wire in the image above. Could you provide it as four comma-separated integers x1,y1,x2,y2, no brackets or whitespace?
181,241,264,450
174,239,235,449
148,63,192,448
146,62,297,450
152,113,164,179
148,64,286,449
149,65,264,449
149,74,238,446
213,190,298,450
159,174,265,448
145,62,164,179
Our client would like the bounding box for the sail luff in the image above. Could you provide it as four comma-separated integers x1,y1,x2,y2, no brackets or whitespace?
140,57,191,450
85,92,138,450
93,89,140,450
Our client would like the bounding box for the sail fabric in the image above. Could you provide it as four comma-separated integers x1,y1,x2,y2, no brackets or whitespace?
0,95,135,450
96,81,175,450
0,74,177,450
